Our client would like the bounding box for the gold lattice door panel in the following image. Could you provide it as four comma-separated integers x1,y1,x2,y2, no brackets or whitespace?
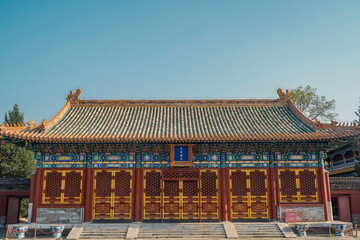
93,169,133,220
229,169,269,220
163,180,181,220
200,170,219,220
42,170,83,204
278,169,318,203
182,180,199,220
143,170,162,220
143,170,202,221
162,180,200,220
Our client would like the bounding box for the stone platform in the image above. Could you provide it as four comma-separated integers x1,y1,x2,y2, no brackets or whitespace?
2,221,357,239
67,222,295,239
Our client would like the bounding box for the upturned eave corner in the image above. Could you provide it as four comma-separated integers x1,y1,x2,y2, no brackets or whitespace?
66,89,82,104
278,88,360,133
276,88,292,105
40,89,80,132
277,88,320,130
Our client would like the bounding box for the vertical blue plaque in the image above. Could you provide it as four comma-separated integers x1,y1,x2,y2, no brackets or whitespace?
174,146,188,162
171,145,193,167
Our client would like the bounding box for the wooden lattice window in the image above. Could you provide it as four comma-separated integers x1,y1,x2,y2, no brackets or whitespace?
115,171,131,197
45,171,62,198
231,171,247,197
163,171,199,179
65,171,82,197
145,171,161,197
299,170,316,196
250,170,266,196
183,181,198,196
201,171,217,196
96,171,112,197
164,181,179,196
278,169,318,203
279,170,297,196
42,170,83,204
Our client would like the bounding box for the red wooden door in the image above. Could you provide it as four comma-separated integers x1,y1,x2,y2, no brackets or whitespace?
338,195,351,222
6,197,20,224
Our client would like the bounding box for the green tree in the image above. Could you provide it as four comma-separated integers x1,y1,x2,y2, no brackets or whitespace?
20,198,29,218
290,85,338,121
354,99,360,124
0,142,34,178
1,104,35,178
1,104,35,219
4,104,24,124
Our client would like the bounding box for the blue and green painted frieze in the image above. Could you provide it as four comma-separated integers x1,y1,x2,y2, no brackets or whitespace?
33,142,328,168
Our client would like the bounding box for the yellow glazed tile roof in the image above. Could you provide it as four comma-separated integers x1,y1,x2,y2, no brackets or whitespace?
1,89,359,143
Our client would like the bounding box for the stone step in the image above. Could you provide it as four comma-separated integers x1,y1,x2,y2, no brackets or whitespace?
235,225,280,228
82,230,127,232
84,227,129,229
140,231,225,234
140,231,225,235
236,228,281,231
138,234,226,238
81,233,127,235
234,223,284,238
235,226,278,228
237,236,285,238
78,223,287,239
82,230,128,232
79,235,126,238
235,226,279,228
140,229,225,231
138,223,226,238
237,231,282,235
235,225,279,227
83,228,128,230
236,230,282,232
80,235,127,238
81,232,127,234
237,229,280,231
140,226,223,228
140,228,224,231
79,237,125,239
235,226,280,228
140,227,224,230
83,228,128,231
139,232,225,235
238,232,284,236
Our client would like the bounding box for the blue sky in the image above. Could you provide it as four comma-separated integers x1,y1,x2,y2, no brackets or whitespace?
1,0,359,123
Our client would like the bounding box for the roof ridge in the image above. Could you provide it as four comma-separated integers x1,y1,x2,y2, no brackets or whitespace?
74,98,283,107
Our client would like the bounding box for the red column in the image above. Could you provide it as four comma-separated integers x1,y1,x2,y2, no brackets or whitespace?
325,172,331,202
318,167,329,221
219,168,223,221
220,168,229,221
29,173,36,204
83,168,93,222
31,168,43,222
134,168,143,222
269,167,278,220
